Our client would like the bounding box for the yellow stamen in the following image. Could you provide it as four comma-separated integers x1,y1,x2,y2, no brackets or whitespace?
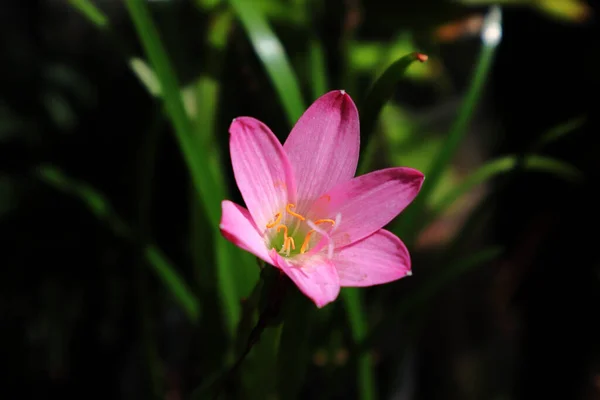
300,230,316,254
315,218,335,226
266,212,282,228
287,237,295,251
286,203,305,221
276,224,288,239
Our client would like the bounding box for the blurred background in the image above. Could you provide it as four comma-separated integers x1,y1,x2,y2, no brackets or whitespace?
1,0,599,399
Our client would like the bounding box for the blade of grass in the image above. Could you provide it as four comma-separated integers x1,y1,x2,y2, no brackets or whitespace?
308,38,328,100
125,0,245,336
342,288,376,400
276,291,314,400
36,165,200,322
68,0,109,29
534,115,586,149
124,0,223,224
359,52,428,160
431,154,582,217
135,105,165,397
397,6,502,241
228,0,305,126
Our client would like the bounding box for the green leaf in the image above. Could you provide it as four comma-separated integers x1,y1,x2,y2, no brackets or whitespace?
228,0,305,127
308,39,328,100
125,0,246,336
534,115,586,149
431,154,582,217
124,0,224,225
276,292,314,400
36,165,200,322
69,0,109,28
145,246,201,322
359,52,428,152
342,288,377,400
397,6,502,241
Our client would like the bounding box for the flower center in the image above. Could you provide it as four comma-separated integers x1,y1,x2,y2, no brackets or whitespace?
265,203,336,257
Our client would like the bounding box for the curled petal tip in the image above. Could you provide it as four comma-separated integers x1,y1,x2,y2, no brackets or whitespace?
416,53,428,62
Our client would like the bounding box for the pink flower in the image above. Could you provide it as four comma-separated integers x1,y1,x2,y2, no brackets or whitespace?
220,90,424,308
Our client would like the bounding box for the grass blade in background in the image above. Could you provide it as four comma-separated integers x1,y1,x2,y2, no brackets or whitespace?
125,0,223,224
342,288,376,400
534,115,586,149
276,292,314,400
397,6,502,241
228,0,305,127
431,154,582,216
308,38,328,100
359,52,428,162
36,165,200,322
68,0,109,29
125,0,248,336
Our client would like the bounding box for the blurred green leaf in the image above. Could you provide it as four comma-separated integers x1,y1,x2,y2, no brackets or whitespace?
380,105,459,205
534,115,586,149
342,288,376,400
359,52,428,163
125,0,224,223
352,35,437,80
241,325,283,398
308,39,328,100
125,0,247,336
432,154,582,217
36,165,200,322
69,0,109,28
397,6,502,241
228,0,305,126
276,292,314,400
535,0,591,22
362,246,503,349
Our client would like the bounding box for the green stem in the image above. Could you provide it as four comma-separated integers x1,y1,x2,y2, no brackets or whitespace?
342,289,376,400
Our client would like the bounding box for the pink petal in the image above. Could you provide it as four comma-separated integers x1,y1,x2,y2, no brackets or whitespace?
219,200,273,265
313,167,424,247
334,229,411,287
229,117,297,232
271,250,340,308
283,90,359,209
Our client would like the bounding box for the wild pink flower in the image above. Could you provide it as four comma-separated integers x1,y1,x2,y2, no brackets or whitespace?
220,90,424,308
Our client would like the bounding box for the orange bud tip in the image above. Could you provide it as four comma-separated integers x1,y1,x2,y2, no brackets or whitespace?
416,53,428,62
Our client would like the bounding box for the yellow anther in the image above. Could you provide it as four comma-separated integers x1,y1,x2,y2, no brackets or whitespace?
300,230,316,254
315,219,335,226
266,212,282,228
286,203,306,221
